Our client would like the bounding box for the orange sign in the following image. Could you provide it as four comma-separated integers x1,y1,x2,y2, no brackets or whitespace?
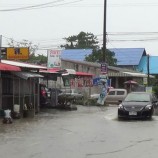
7,47,29,60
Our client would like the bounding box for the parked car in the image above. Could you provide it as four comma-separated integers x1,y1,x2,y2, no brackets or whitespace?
118,92,158,119
59,88,84,103
105,89,127,105
90,89,127,105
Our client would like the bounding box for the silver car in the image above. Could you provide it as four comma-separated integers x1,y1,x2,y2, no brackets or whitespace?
59,89,84,102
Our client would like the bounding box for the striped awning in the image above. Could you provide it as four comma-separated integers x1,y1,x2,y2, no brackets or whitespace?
108,72,154,78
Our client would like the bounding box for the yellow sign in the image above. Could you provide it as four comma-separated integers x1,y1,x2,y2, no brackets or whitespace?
7,47,29,60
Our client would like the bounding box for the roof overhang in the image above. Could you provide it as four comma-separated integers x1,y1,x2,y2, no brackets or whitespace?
108,71,154,78
1,60,47,70
76,71,94,77
0,63,21,71
12,72,44,80
40,68,60,74
57,69,76,76
123,72,154,78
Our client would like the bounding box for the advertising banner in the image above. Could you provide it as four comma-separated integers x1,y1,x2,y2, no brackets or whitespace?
7,47,29,60
47,50,61,68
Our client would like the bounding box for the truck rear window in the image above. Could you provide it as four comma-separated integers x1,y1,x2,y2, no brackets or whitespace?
117,91,125,95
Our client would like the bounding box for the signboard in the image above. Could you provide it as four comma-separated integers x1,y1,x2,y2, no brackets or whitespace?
146,86,152,93
7,47,29,60
97,84,107,105
47,50,61,68
101,63,108,74
93,77,111,87
143,77,147,85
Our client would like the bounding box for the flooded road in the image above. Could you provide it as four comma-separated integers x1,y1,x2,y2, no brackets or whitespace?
0,105,158,158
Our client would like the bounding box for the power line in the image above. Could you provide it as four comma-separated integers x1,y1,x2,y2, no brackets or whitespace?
108,2,158,7
0,0,84,12
24,0,84,11
107,32,158,35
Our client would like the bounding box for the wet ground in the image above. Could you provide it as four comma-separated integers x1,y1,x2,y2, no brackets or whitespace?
1,105,158,158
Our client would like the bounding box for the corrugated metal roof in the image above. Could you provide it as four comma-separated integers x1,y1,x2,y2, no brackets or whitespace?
61,49,93,61
2,60,46,69
0,63,21,71
13,72,44,80
108,71,154,78
138,56,158,74
109,48,146,66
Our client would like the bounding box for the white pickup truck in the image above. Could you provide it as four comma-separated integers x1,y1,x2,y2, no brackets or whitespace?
105,89,127,105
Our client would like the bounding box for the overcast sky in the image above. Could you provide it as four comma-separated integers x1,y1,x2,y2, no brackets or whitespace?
1,0,158,56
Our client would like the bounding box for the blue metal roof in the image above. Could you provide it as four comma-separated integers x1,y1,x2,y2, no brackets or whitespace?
61,49,93,61
138,56,158,74
109,48,146,66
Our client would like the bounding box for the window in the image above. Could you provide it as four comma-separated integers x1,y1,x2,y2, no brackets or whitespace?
117,91,125,95
108,91,115,95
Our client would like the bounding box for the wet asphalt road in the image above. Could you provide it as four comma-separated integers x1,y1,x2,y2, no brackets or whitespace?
0,105,158,158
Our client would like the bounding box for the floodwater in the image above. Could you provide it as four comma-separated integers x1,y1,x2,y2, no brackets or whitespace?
0,105,158,158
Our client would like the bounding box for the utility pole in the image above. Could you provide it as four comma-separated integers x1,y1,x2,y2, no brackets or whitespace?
0,35,2,109
103,0,107,63
0,35,2,62
147,54,150,86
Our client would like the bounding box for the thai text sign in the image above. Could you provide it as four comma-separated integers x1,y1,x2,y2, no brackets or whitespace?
7,47,29,60
101,63,108,74
47,50,61,68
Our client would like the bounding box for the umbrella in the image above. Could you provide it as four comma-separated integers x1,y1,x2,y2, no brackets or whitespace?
124,80,138,84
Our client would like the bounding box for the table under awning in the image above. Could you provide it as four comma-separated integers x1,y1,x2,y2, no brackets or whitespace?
0,63,21,71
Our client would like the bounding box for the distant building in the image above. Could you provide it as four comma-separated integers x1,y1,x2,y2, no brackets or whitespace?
138,56,158,75
109,48,147,70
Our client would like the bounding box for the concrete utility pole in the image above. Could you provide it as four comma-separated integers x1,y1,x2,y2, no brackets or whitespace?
103,0,107,63
147,54,150,86
0,35,2,62
0,35,2,109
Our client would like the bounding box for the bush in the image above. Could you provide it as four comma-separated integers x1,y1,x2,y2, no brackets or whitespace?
152,86,158,97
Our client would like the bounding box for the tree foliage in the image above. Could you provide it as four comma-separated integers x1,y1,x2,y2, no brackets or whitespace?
61,31,99,49
61,31,117,66
85,49,117,65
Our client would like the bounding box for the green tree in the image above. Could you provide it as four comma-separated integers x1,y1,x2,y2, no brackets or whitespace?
61,31,99,49
61,31,117,66
85,49,117,66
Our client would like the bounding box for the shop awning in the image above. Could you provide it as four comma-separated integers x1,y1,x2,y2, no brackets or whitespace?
2,59,46,69
0,63,21,71
57,69,76,76
76,71,94,77
123,72,154,78
108,71,154,78
13,72,44,80
40,68,60,74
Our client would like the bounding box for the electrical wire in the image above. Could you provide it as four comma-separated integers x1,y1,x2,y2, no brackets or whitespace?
108,2,158,7
0,0,84,12
26,0,86,10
